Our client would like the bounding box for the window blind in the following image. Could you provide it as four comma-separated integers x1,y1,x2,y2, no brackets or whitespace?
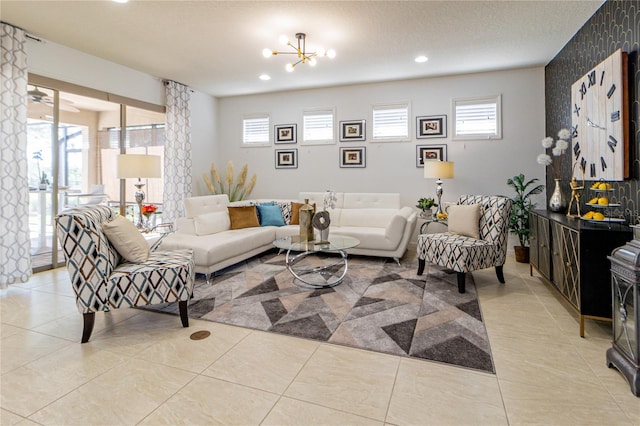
243,116,270,145
372,104,409,140
303,110,334,142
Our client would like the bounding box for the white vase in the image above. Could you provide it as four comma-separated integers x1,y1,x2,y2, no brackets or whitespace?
549,179,566,212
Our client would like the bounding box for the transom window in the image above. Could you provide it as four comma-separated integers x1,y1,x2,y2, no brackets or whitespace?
453,95,502,140
242,114,270,146
372,102,409,141
303,108,335,145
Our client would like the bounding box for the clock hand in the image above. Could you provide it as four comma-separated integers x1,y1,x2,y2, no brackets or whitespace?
586,117,606,130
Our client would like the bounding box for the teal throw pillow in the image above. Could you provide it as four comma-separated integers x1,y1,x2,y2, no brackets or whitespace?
257,204,285,226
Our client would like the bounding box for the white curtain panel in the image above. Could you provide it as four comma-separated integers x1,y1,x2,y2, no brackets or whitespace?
0,23,32,288
163,81,192,223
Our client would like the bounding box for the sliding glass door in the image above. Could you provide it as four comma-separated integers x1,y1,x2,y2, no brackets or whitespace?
27,78,166,272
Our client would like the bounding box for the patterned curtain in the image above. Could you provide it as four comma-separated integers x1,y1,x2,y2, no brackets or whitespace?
0,23,31,288
163,81,192,223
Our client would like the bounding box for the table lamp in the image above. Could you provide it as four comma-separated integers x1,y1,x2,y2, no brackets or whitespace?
117,154,161,228
423,160,455,215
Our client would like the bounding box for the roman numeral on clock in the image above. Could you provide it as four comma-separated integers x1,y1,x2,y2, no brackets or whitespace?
600,70,605,86
573,104,580,116
607,84,616,98
571,125,578,138
608,135,618,152
601,156,607,171
573,141,581,157
588,70,596,87
590,163,596,177
580,82,587,99
611,110,620,122
580,157,587,173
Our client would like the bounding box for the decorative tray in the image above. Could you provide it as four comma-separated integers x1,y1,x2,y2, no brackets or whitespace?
580,217,625,223
585,203,621,208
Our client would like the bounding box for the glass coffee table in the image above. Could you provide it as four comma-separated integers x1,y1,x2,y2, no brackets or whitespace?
273,235,360,288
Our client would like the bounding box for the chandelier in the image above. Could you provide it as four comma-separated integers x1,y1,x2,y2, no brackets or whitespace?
262,33,336,72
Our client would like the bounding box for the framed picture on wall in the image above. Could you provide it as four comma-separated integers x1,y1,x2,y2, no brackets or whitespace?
417,115,447,138
339,147,366,168
274,124,297,144
275,149,298,169
339,120,366,141
416,144,447,167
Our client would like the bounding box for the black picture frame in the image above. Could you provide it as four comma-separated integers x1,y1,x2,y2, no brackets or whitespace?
416,144,447,167
339,120,366,141
417,115,447,138
339,147,366,168
275,149,298,169
274,124,297,144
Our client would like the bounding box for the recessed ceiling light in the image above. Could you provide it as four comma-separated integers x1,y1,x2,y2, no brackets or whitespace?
112,0,129,3
415,55,428,63
259,74,271,81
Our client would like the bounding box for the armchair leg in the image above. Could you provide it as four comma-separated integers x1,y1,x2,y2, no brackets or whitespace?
179,300,189,327
417,259,426,275
457,272,466,293
495,266,505,283
81,312,95,343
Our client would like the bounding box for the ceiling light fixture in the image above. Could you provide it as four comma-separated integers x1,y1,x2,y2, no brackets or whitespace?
415,55,429,63
259,74,271,81
262,33,335,72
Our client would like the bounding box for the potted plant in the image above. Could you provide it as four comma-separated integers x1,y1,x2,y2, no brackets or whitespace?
506,173,544,263
416,197,437,219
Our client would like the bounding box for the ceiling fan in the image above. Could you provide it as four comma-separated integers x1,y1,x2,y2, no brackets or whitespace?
28,86,80,113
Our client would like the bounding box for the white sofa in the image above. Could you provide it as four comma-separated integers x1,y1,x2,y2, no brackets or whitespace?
161,192,417,283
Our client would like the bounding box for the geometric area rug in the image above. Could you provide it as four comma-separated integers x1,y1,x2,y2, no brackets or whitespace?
143,248,495,373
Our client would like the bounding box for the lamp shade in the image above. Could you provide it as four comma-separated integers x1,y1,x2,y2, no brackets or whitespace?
424,160,454,179
117,154,161,179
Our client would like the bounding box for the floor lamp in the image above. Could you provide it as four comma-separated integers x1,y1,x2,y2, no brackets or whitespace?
423,160,455,216
116,154,161,228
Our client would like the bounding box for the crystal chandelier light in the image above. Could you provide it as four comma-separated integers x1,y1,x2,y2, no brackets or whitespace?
262,33,336,72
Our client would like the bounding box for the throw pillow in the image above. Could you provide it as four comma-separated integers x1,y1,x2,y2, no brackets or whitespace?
227,206,260,229
102,215,150,263
447,204,482,239
256,204,285,227
290,201,316,225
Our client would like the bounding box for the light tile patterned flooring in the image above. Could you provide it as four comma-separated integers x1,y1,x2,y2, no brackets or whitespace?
1,244,638,425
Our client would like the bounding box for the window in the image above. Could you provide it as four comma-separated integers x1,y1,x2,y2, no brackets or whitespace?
372,102,409,141
242,114,270,146
303,108,334,144
453,95,502,140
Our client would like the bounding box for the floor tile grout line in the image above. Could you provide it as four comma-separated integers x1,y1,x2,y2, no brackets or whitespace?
382,354,403,424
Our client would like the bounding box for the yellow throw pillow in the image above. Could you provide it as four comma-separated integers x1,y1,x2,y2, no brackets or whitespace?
290,201,315,225
227,206,260,229
102,215,150,263
447,204,482,239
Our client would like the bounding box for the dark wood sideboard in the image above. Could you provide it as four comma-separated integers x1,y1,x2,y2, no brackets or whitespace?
529,210,632,337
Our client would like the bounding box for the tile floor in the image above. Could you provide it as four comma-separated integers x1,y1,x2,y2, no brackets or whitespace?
1,245,638,425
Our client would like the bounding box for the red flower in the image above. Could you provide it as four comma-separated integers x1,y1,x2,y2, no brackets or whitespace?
141,204,157,216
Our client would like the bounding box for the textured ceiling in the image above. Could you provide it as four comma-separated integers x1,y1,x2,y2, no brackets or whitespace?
2,1,604,98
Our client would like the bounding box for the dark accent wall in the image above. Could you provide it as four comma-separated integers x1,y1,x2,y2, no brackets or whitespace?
545,0,640,220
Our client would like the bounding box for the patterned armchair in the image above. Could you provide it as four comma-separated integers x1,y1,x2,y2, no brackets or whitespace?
417,195,512,293
56,205,194,343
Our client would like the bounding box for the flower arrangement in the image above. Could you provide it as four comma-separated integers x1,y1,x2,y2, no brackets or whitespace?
537,128,571,179
141,204,157,218
202,161,256,202
323,190,337,211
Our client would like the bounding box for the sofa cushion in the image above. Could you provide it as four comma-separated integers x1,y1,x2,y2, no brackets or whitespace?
102,215,150,263
228,206,260,229
338,208,396,228
194,211,231,235
447,204,481,239
257,204,285,226
184,194,230,218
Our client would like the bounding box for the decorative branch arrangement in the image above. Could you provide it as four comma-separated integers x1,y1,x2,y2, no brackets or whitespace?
202,161,256,201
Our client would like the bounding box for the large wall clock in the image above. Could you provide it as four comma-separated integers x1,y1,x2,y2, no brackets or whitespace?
571,48,629,181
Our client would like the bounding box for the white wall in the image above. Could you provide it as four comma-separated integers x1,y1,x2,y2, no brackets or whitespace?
217,67,547,208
